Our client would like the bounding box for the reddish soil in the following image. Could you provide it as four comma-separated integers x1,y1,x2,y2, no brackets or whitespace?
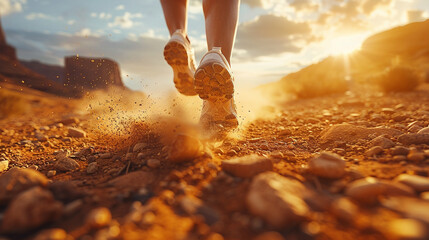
0,82,429,240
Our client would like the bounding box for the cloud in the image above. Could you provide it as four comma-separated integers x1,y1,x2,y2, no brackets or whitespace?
90,12,112,20
108,12,143,29
289,0,319,12
242,0,267,8
407,10,426,23
235,14,315,58
26,13,56,21
116,5,125,11
0,0,24,16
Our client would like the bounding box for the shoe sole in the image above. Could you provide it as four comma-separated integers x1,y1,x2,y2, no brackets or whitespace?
163,41,196,96
195,62,238,128
194,62,234,101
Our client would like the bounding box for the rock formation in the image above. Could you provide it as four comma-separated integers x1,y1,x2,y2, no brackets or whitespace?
20,60,64,83
0,18,16,60
64,56,124,94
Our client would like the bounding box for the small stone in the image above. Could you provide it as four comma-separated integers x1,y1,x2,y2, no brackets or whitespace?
59,117,79,125
86,162,98,174
108,171,154,189
385,218,427,240
0,168,49,205
168,134,204,163
365,146,383,157
393,155,407,162
86,207,112,229
407,149,425,162
370,136,395,149
67,127,86,138
330,197,358,223
46,170,56,178
63,199,84,217
307,152,346,179
133,142,148,152
147,159,161,169
55,156,79,172
39,126,50,131
0,160,9,172
34,228,72,240
99,153,112,159
381,196,429,224
246,172,311,228
381,108,395,114
391,146,409,156
180,196,202,214
418,127,429,134
253,231,286,240
345,177,415,204
1,187,63,233
395,174,429,192
35,132,48,141
221,155,273,178
398,133,429,145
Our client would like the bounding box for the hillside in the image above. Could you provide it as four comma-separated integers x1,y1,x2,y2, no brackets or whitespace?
261,19,429,99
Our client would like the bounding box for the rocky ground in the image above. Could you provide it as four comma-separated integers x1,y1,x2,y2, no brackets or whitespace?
1,83,429,240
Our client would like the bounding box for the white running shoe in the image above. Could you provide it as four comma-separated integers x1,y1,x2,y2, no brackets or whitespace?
163,29,197,96
194,47,238,129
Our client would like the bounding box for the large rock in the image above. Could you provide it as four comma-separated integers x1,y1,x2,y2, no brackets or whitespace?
0,18,16,60
221,155,273,178
345,177,415,204
246,172,311,228
398,133,429,145
307,152,346,179
0,168,49,205
64,56,124,96
1,187,63,233
319,124,402,146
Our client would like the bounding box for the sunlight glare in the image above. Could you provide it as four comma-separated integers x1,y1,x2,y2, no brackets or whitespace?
326,34,368,56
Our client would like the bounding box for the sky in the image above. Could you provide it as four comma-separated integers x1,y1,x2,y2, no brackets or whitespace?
1,0,428,96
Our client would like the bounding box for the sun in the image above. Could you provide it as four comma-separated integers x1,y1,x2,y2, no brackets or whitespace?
325,34,368,56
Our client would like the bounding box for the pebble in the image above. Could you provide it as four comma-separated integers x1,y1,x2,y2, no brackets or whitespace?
395,174,429,192
168,134,204,162
1,187,63,233
108,171,154,189
133,142,148,153
370,136,395,149
59,117,79,125
407,149,426,162
34,228,71,240
393,155,407,161
99,153,112,159
0,168,49,205
38,126,50,131
35,132,48,141
381,196,429,224
86,162,98,174
345,177,415,204
147,159,161,169
307,152,346,179
221,155,273,178
180,196,202,215
0,160,9,172
398,133,429,145
365,146,383,157
418,127,429,134
253,231,286,240
46,170,56,178
330,197,358,223
384,218,427,240
67,127,86,138
63,199,84,216
391,146,409,156
54,156,79,172
246,172,311,228
86,207,112,229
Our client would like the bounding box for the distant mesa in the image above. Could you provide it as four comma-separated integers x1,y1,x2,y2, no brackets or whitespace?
64,56,125,94
0,18,128,98
0,18,16,61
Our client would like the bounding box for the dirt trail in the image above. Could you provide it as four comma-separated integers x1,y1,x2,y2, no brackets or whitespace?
1,84,429,240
